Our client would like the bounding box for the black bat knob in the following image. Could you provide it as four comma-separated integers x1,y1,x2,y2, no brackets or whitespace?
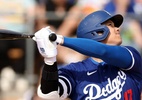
49,33,57,42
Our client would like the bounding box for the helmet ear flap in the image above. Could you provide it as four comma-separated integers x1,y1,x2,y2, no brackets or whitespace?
91,25,110,41
77,24,110,41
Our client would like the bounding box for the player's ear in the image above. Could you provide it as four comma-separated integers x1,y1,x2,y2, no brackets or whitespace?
96,30,104,36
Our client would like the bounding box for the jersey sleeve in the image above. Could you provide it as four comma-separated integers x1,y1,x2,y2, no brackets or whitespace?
58,63,78,99
124,46,142,73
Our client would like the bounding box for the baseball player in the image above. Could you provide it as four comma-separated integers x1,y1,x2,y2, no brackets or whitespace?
34,10,142,100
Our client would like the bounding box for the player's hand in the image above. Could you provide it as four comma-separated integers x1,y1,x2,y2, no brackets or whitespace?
33,26,57,65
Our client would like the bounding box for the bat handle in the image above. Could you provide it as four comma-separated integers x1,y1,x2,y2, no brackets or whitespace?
49,33,57,42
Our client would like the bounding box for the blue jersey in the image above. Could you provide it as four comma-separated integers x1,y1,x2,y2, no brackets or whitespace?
58,46,142,100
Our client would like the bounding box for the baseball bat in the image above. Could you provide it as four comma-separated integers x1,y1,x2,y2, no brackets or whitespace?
0,29,57,41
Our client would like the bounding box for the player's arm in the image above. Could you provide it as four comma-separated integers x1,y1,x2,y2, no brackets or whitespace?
61,37,142,71
37,62,72,99
34,27,71,99
33,27,60,99
37,62,59,99
57,37,135,70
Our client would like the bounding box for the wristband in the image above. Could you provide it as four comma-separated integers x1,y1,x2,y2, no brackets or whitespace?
42,62,58,81
42,70,58,81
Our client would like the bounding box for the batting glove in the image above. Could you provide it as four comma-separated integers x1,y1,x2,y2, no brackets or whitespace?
33,26,57,65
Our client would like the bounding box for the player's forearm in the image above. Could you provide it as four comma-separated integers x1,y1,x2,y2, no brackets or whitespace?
37,62,59,99
37,62,59,100
38,62,70,99
62,37,132,68
40,62,58,93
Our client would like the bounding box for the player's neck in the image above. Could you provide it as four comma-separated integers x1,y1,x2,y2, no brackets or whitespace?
92,57,103,63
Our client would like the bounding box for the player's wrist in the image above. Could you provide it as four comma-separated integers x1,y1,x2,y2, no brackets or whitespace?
44,57,56,65
56,35,64,45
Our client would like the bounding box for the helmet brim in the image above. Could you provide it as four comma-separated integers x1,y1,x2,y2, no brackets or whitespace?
109,14,123,27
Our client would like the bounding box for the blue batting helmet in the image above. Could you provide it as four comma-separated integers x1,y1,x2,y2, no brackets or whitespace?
77,10,123,41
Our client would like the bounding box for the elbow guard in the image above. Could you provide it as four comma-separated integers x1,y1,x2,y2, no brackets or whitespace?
37,85,60,100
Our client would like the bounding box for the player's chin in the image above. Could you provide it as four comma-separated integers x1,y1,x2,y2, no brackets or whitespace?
113,37,122,45
117,39,122,45
116,36,122,45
